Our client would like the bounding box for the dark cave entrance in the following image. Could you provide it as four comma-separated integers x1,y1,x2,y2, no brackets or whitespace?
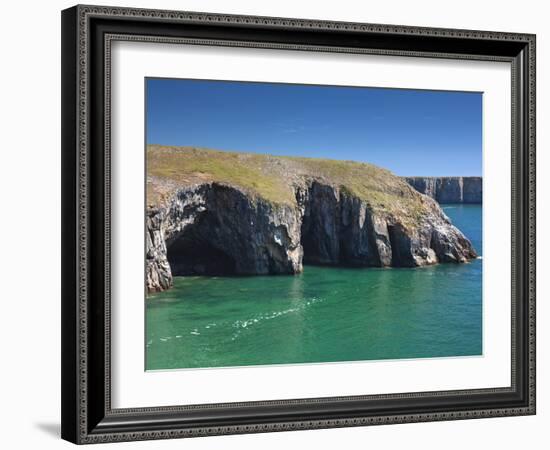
300,204,339,266
166,218,237,276
386,225,399,266
387,224,414,267
301,225,324,265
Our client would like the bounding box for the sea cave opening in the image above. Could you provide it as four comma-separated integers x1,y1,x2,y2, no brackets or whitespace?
166,218,237,276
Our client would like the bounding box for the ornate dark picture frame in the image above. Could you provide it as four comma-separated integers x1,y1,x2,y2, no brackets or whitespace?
61,4,536,444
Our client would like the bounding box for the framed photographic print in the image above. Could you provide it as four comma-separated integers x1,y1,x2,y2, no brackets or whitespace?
61,5,536,444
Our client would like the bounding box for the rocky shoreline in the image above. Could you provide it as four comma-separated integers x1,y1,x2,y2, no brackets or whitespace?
147,180,477,293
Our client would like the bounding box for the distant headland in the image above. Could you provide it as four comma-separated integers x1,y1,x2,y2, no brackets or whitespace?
404,177,482,204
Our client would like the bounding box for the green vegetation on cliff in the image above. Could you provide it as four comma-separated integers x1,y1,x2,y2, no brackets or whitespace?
147,145,427,223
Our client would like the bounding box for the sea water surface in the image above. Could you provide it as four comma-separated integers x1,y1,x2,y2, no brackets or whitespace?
146,204,482,370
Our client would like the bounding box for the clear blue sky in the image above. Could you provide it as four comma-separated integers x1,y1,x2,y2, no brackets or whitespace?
146,78,482,176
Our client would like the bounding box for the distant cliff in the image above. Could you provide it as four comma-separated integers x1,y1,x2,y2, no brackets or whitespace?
403,177,482,204
146,146,478,293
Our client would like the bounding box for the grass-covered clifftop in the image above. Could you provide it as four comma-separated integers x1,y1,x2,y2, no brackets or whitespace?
146,145,477,292
147,145,427,223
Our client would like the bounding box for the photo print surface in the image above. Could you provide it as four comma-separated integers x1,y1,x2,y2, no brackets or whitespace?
145,78,483,371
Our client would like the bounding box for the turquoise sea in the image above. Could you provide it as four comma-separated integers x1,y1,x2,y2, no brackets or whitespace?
146,204,482,370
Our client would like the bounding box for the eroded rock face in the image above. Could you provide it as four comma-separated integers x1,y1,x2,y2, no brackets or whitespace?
404,177,482,204
146,183,303,292
146,208,172,292
146,181,477,293
463,177,483,203
298,181,387,267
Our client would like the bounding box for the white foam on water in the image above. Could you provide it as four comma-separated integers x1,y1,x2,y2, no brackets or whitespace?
229,297,323,341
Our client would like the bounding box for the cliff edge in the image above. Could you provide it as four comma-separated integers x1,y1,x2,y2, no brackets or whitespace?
146,146,477,293
404,177,482,204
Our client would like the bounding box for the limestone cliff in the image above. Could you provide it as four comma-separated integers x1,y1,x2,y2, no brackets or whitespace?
404,177,482,204
146,146,478,293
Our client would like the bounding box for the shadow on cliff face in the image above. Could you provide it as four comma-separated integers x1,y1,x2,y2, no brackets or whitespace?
166,213,237,276
147,181,476,293
387,224,415,267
